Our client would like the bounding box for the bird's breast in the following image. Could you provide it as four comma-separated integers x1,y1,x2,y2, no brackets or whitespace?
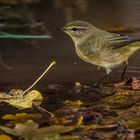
75,44,117,68
75,46,98,64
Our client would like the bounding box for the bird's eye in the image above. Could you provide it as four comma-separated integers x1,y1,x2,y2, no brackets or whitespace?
72,28,77,31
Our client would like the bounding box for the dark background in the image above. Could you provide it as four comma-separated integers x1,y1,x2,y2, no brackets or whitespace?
0,0,140,90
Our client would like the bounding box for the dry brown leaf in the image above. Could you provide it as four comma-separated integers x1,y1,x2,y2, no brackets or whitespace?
131,77,140,90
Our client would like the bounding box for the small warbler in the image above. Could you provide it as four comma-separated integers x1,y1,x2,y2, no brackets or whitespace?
62,20,140,84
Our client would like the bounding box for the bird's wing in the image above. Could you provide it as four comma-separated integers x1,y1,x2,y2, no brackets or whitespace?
105,33,137,49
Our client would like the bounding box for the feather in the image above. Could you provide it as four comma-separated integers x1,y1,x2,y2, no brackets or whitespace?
107,33,138,49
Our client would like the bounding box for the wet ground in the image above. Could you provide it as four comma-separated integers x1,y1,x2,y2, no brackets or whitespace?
0,80,140,140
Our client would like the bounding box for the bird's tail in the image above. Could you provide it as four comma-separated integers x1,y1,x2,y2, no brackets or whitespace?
117,41,140,57
130,41,140,49
126,41,140,53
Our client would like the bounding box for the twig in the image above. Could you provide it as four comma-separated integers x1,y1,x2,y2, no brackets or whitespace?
33,103,55,117
22,61,56,96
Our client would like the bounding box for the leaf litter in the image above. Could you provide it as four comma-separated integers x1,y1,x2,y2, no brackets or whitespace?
0,120,79,140
2,113,42,123
0,90,43,110
0,61,140,139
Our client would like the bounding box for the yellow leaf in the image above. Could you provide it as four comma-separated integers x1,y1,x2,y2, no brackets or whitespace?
77,116,84,125
63,100,83,111
0,90,43,109
75,82,81,87
63,100,83,106
0,134,12,140
2,113,42,122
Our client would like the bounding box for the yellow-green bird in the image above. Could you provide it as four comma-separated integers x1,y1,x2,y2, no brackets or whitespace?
62,20,140,85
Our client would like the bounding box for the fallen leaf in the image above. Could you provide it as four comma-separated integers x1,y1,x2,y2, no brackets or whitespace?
63,100,83,106
0,134,13,140
0,120,76,140
2,113,42,122
74,82,82,93
131,77,140,90
77,116,84,125
63,100,83,111
75,82,81,87
113,80,127,88
0,90,43,109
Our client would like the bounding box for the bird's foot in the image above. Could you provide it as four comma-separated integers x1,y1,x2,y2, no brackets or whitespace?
121,76,128,81
86,83,102,93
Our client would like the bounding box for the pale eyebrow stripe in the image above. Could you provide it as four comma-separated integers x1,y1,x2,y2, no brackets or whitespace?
67,26,88,30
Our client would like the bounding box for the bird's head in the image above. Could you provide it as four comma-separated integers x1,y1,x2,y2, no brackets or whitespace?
61,20,99,44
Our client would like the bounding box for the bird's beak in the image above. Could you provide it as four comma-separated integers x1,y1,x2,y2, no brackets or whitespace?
60,27,66,32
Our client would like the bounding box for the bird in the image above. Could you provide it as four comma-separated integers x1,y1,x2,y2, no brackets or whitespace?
61,20,140,85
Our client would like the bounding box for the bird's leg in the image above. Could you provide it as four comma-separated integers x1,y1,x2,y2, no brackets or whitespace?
94,73,109,87
121,62,128,80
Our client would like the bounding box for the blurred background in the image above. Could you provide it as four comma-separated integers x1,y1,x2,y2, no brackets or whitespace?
0,0,140,90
